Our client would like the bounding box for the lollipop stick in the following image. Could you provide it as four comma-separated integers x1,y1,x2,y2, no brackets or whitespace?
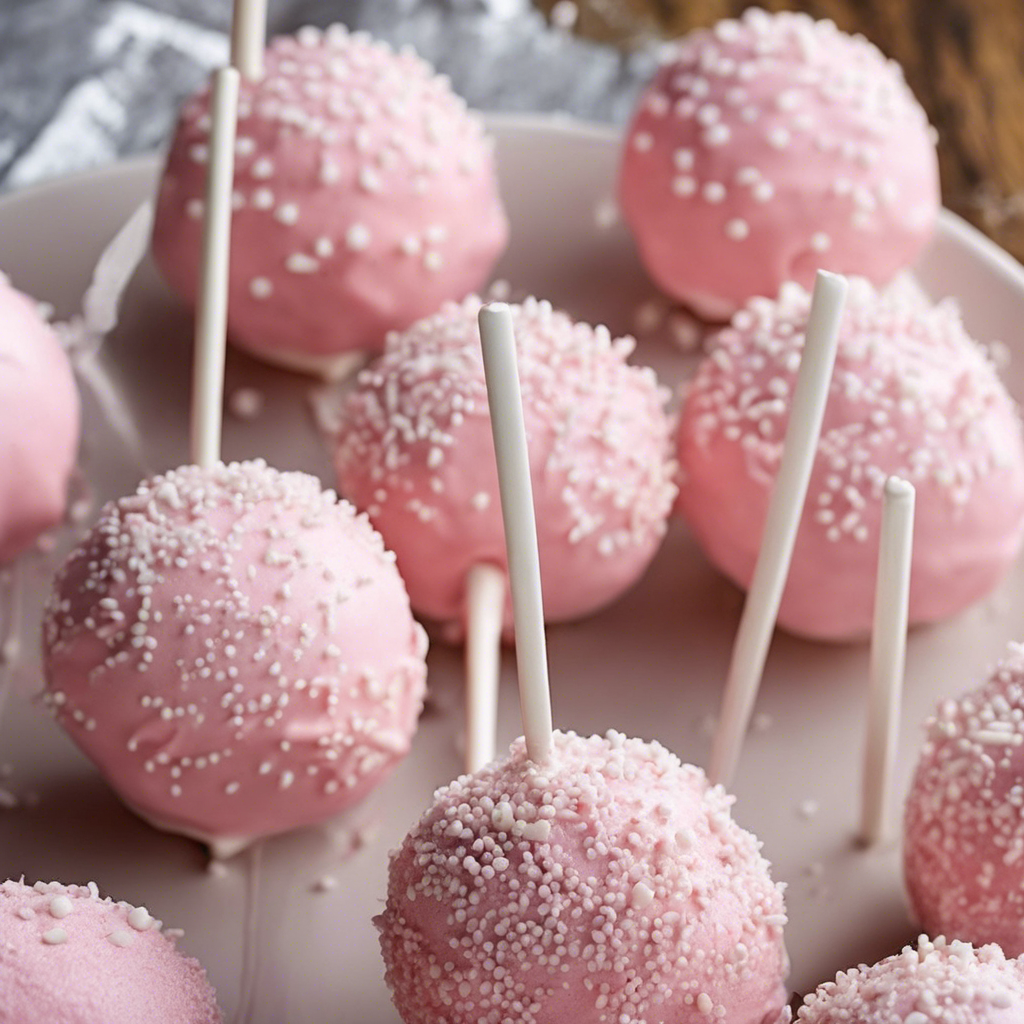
230,0,268,79
478,303,553,765
190,66,240,469
709,271,848,787
465,563,506,773
860,476,915,845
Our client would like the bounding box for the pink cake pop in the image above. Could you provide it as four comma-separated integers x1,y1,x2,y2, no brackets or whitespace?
618,8,939,320
903,645,1024,955
377,730,789,1024
0,273,79,562
152,24,508,378
0,879,221,1024
676,277,1024,641
42,460,428,855
334,296,677,635
790,935,1024,1024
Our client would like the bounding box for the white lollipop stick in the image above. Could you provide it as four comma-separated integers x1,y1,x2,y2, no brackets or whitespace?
230,0,268,79
190,66,240,470
860,476,915,845
465,563,506,773
478,304,553,765
709,270,848,788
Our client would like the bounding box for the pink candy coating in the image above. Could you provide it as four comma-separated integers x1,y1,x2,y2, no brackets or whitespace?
0,879,221,1024
152,24,507,375
0,274,79,562
42,460,427,849
618,8,939,320
791,935,1024,1024
377,730,789,1024
335,296,677,634
676,277,1024,640
904,646,1024,955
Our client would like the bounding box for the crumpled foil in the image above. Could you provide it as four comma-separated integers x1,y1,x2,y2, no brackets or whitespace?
0,0,658,190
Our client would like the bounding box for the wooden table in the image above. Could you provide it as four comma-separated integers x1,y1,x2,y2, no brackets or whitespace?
537,0,1024,267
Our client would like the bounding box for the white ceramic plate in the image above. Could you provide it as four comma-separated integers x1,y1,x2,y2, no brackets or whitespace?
3,116,1024,1022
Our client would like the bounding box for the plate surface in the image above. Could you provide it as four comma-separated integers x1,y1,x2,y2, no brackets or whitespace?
3,116,1024,1021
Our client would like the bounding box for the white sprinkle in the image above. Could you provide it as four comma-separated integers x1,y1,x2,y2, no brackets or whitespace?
314,237,335,259
252,188,274,210
672,148,694,170
810,232,831,252
346,224,372,251
767,127,791,149
286,253,320,274
702,182,726,203
632,132,654,152
251,157,274,180
274,203,300,226
108,929,134,947
704,124,731,147
672,177,697,197
128,907,153,931
725,218,749,240
229,387,263,420
249,277,273,300
42,928,67,945
48,896,73,919
752,181,774,203
631,881,655,909
186,199,204,220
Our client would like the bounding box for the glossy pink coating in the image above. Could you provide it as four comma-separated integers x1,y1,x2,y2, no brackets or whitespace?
789,936,1024,1024
378,730,789,1024
0,879,221,1024
42,460,428,850
618,8,939,320
676,276,1024,640
335,296,677,636
0,273,79,562
152,24,508,375
904,646,1024,956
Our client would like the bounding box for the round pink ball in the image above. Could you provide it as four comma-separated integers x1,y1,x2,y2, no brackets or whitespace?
152,25,508,377
335,296,677,635
791,935,1024,1024
618,9,939,320
676,277,1024,640
904,646,1024,955
0,273,79,562
42,460,427,852
0,879,221,1024
377,730,789,1024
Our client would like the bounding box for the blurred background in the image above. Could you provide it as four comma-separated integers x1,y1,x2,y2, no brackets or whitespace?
1,0,1022,261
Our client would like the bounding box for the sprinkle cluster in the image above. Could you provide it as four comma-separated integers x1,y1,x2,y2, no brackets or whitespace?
681,277,1022,546
1,880,158,949
904,645,1024,955
42,460,427,842
336,297,677,625
378,731,788,1024
794,935,1024,1023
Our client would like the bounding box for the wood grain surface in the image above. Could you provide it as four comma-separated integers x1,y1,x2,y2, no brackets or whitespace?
537,0,1024,266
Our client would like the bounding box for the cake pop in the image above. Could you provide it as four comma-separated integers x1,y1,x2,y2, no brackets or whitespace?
152,24,508,378
42,460,428,855
618,8,939,319
0,273,79,562
378,730,789,1024
334,295,677,634
790,935,1024,1024
676,277,1024,641
904,645,1024,955
0,878,221,1024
